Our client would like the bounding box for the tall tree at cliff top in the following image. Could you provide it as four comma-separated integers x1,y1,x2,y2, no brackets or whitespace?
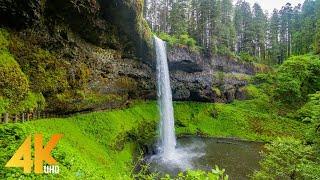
315,0,320,54
216,0,236,55
295,0,317,55
279,3,293,63
169,0,188,35
252,3,267,61
145,0,173,33
268,9,281,64
234,1,254,56
291,4,303,55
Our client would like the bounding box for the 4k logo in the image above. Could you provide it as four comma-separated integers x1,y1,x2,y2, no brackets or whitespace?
5,134,63,174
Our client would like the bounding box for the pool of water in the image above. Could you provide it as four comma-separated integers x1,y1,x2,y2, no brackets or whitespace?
147,137,264,180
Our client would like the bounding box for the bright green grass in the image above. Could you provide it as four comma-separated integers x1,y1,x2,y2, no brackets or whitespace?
174,101,306,141
0,102,159,179
0,100,306,179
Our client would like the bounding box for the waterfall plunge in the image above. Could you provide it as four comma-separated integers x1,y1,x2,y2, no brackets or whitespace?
154,36,177,160
150,36,204,171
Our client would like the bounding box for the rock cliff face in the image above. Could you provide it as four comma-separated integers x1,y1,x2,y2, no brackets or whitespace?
0,0,155,113
0,0,261,114
167,46,259,103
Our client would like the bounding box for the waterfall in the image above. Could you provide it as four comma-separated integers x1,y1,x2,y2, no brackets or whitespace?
154,36,176,159
149,37,204,170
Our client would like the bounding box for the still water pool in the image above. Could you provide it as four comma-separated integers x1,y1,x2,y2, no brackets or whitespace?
147,137,264,180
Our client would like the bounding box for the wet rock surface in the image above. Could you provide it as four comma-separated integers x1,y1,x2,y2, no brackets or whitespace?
167,46,258,102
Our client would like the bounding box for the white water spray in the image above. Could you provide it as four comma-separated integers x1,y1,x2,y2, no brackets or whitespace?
150,36,204,171
154,36,177,159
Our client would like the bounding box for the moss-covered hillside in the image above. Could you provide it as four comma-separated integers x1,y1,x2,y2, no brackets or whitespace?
0,0,154,114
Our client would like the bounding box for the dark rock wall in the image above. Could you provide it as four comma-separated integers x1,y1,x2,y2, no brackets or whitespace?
167,46,258,103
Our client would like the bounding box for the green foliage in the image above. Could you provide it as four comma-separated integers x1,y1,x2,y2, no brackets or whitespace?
0,102,158,179
241,85,267,100
169,0,188,36
0,29,45,114
162,166,228,180
46,90,125,113
0,97,10,114
0,42,29,102
273,55,320,105
0,28,42,114
297,92,320,154
174,99,305,141
0,125,29,179
314,0,320,54
10,92,46,113
253,138,320,180
0,29,9,50
26,49,69,93
158,32,198,50
211,87,222,97
239,52,257,62
215,45,235,57
253,73,275,85
297,92,320,122
178,34,197,48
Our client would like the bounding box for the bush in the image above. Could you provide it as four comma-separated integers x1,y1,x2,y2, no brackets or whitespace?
0,52,29,101
297,92,320,154
0,29,29,101
27,49,69,93
158,32,198,50
253,73,275,85
178,34,196,47
239,52,257,62
160,166,228,180
253,138,320,180
297,92,320,122
216,45,235,57
273,55,320,105
0,29,9,50
0,28,45,114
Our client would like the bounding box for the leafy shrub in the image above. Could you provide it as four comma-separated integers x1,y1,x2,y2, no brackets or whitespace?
297,92,320,122
27,49,69,93
216,45,235,57
0,29,9,50
0,97,10,114
158,32,198,50
253,73,275,85
242,85,268,100
0,125,28,178
0,51,29,101
253,138,320,180
273,55,320,105
297,92,320,154
161,166,228,180
0,29,47,114
10,92,46,113
178,34,196,47
239,52,257,62
158,32,178,46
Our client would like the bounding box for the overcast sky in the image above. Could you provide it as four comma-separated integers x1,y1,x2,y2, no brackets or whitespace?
233,0,305,13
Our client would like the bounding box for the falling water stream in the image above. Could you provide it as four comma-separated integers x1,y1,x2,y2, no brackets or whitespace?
151,36,204,170
154,36,176,159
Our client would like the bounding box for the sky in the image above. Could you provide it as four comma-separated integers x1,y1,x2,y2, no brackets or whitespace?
233,0,306,13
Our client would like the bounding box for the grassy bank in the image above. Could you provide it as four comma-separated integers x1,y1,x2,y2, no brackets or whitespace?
0,100,306,179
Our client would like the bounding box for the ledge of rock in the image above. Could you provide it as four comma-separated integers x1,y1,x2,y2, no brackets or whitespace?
167,45,262,103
